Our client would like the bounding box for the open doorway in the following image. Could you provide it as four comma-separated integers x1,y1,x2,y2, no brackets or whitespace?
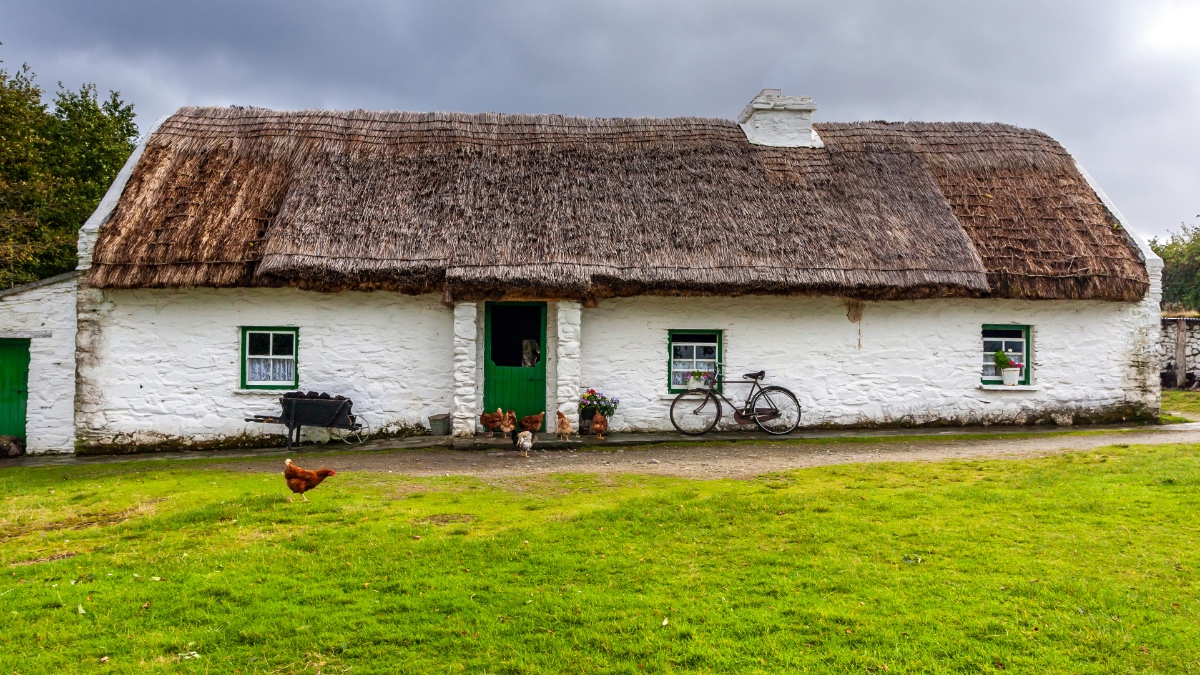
483,303,547,430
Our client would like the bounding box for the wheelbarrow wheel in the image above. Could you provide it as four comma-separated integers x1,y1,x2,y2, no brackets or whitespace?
337,415,371,445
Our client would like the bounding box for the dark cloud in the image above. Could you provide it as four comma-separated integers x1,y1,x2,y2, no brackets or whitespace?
4,0,1196,237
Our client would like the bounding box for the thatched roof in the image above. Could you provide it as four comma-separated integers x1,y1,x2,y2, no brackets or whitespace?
87,106,1148,302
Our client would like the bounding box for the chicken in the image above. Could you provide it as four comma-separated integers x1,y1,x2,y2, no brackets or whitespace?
516,430,534,457
520,412,545,434
480,408,504,437
512,412,543,449
592,411,608,440
555,410,572,442
283,458,336,502
496,408,516,439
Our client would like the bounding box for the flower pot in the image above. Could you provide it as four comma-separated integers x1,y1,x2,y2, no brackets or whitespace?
686,377,710,390
579,406,597,434
1001,368,1021,386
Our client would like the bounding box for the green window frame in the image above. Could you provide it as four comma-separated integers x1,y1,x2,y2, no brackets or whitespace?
981,324,1030,385
240,327,299,390
668,330,723,394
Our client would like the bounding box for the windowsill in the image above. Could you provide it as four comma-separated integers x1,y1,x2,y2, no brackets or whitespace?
233,388,299,396
978,384,1040,391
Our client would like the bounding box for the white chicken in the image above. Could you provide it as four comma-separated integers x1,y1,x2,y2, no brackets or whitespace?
516,430,534,457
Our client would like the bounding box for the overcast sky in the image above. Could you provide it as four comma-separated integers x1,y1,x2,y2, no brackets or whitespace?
3,0,1197,239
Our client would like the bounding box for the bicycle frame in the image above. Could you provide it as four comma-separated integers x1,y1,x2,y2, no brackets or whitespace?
691,370,765,416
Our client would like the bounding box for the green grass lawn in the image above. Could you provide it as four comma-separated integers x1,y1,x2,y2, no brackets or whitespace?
1163,390,1200,420
3,446,1199,674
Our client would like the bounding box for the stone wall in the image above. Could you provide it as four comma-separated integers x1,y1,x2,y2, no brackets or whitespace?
1159,319,1200,377
580,295,1160,431
0,274,77,453
76,287,454,450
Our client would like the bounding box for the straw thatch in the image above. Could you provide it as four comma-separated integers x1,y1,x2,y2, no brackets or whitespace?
88,107,1148,302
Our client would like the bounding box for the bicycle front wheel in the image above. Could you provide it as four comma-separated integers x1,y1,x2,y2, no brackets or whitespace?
670,389,721,436
749,386,801,435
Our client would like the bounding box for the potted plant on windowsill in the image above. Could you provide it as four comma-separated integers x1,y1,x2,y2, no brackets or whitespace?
994,351,1023,386
578,389,619,434
685,370,716,390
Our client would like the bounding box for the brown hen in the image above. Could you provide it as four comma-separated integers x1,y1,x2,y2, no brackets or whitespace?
519,411,545,434
283,458,336,502
480,408,504,436
499,410,516,435
592,412,608,440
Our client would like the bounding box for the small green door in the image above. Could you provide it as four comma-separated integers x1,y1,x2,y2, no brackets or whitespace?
484,302,547,431
0,339,31,440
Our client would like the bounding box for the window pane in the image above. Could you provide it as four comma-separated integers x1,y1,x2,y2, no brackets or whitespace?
248,358,272,381
982,364,999,377
671,371,688,386
696,361,717,374
248,333,270,356
983,340,1003,353
271,358,294,383
982,329,1024,339
1004,341,1024,355
272,332,294,356
673,345,694,359
672,360,695,372
697,345,717,360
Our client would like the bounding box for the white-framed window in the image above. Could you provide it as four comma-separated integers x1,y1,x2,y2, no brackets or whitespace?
241,327,299,389
669,330,722,392
982,325,1030,385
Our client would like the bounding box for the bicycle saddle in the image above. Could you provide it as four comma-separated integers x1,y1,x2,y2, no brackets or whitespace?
743,370,765,381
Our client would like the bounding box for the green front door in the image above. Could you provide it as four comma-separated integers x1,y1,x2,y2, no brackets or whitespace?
484,302,547,431
0,339,31,440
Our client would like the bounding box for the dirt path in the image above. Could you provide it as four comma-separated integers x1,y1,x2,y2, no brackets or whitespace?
226,428,1200,480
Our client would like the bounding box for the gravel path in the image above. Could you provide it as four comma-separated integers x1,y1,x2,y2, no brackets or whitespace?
225,428,1200,480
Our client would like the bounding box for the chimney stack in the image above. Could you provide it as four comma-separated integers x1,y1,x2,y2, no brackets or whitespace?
737,89,823,148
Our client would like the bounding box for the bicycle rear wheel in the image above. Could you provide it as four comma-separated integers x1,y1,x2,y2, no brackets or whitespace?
670,390,721,436
749,386,801,435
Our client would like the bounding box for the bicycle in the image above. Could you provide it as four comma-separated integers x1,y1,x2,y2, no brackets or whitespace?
669,367,801,436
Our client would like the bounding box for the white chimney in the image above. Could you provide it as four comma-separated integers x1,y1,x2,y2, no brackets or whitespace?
737,89,824,148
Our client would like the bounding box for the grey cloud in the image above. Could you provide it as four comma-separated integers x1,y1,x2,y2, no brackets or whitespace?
3,0,1196,236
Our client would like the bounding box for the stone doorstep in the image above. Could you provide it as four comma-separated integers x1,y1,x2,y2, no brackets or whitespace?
452,435,586,451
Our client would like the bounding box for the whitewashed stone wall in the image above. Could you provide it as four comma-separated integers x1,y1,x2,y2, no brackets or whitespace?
0,274,77,453
580,295,1160,431
452,302,478,436
555,301,583,426
76,288,454,449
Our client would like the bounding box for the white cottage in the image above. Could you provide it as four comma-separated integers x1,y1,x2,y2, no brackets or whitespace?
4,90,1163,453
0,272,77,453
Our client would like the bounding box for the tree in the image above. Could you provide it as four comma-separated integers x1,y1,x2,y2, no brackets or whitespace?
0,50,137,288
1150,218,1200,312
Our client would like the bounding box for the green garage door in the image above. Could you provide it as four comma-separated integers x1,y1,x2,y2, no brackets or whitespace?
0,339,31,440
484,302,547,431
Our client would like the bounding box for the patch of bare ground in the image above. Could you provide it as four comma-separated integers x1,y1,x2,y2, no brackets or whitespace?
9,551,81,567
414,513,477,526
223,429,1200,480
1,497,166,541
